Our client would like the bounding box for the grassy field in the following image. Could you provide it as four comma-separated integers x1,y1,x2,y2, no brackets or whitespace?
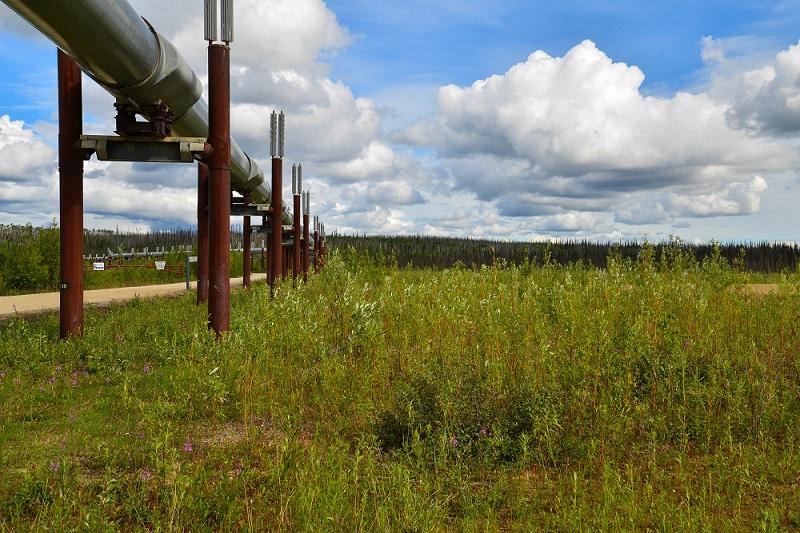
0,249,799,530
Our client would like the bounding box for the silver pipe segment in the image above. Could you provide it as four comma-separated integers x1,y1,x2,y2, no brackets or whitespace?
1,0,270,204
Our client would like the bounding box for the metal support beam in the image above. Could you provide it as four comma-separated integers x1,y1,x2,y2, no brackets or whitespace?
303,213,310,282
270,156,282,289
197,162,209,304
293,193,301,283
292,163,302,284
81,135,208,163
207,43,231,336
58,49,84,339
243,193,252,289
314,227,319,273
303,191,310,282
230,203,270,217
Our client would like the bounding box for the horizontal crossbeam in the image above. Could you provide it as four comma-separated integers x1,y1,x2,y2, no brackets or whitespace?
81,135,209,163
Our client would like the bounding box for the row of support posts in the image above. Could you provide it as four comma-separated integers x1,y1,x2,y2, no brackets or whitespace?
55,1,328,340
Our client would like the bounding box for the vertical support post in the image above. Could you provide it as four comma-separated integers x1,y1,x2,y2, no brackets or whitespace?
270,157,282,287
317,224,323,270
243,193,252,289
293,164,301,284
303,192,310,282
58,49,84,340
197,162,210,304
269,111,284,290
313,217,320,273
207,42,231,335
185,253,191,290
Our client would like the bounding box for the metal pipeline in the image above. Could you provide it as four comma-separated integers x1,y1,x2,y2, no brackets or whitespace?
1,0,270,204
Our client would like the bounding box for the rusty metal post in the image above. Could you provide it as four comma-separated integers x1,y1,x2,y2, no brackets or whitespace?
197,162,210,304
269,110,285,289
270,156,282,288
243,193,252,289
303,222,310,281
58,50,84,339
314,217,320,272
207,43,231,335
292,165,301,284
320,227,326,270
303,192,310,281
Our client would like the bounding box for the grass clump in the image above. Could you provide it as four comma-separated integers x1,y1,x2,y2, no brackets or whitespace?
0,248,799,530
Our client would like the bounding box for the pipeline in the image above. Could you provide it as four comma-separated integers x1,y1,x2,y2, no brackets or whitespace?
1,0,271,204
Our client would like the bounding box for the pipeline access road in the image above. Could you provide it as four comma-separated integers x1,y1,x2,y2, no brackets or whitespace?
0,274,267,319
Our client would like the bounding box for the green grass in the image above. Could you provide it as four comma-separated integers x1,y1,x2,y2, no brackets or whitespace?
0,249,799,531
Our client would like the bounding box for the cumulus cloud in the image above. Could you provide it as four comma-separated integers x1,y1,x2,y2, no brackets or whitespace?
714,40,800,135
0,115,54,183
398,40,793,226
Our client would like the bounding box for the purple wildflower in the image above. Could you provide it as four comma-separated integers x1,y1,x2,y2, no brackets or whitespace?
70,376,79,387
0,371,6,380
450,435,459,448
182,438,194,453
140,467,153,481
230,466,242,479
48,376,57,385
477,426,490,438
143,363,152,375
49,461,60,472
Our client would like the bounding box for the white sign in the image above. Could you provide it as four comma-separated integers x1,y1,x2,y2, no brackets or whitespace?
93,262,105,272
189,256,198,263
155,261,166,271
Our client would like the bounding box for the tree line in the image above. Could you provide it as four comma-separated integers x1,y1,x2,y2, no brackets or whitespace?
327,234,800,273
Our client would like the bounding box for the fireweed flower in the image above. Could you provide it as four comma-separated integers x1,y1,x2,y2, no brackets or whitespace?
143,363,152,375
140,467,153,481
182,438,194,453
450,435,459,448
49,461,60,472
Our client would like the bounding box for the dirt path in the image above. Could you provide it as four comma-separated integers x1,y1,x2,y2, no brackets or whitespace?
744,284,782,296
0,274,267,318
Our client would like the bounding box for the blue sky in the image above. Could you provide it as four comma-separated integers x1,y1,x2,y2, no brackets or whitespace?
0,0,799,242
328,0,800,94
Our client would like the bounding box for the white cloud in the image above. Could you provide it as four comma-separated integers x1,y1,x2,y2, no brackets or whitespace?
717,40,800,135
0,115,54,183
398,40,793,226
